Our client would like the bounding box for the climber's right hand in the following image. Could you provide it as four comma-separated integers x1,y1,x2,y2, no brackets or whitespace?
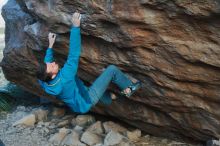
48,32,56,48
71,12,81,27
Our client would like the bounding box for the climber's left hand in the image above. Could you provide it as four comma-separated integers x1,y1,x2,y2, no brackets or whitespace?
71,12,81,27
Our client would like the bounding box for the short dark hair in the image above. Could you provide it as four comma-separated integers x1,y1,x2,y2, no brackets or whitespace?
36,62,52,82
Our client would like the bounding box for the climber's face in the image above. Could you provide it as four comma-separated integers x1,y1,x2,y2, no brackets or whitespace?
46,62,59,75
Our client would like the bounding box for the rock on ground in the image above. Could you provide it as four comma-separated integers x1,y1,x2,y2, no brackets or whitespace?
49,128,71,145
51,107,66,117
33,108,49,122
80,131,103,146
71,115,96,127
104,130,123,146
125,129,142,142
85,121,104,135
0,105,201,146
103,121,127,134
12,114,36,127
61,130,86,146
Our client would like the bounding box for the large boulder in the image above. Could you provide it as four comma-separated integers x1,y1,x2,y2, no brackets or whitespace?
1,0,220,143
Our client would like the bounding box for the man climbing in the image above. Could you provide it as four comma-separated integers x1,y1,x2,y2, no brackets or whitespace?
36,12,141,114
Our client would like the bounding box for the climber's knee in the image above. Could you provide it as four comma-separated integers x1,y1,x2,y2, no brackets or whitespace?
106,64,117,72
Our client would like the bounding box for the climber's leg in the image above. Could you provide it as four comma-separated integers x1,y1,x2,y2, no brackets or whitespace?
99,91,112,105
88,65,133,106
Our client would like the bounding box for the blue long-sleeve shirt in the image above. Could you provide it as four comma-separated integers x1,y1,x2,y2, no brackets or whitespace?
38,27,92,114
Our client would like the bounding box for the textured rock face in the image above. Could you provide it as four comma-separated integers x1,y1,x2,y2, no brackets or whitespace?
1,0,220,143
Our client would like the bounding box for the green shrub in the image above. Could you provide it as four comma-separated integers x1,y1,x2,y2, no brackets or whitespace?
0,92,15,111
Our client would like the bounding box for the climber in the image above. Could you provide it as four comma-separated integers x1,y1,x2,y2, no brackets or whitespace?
36,12,142,114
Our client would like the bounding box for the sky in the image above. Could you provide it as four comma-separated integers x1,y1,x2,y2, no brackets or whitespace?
0,0,8,28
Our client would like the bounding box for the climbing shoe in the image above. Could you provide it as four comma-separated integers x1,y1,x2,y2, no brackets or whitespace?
120,81,142,98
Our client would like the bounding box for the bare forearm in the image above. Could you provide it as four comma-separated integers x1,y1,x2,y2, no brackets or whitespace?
48,44,53,48
44,32,56,63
